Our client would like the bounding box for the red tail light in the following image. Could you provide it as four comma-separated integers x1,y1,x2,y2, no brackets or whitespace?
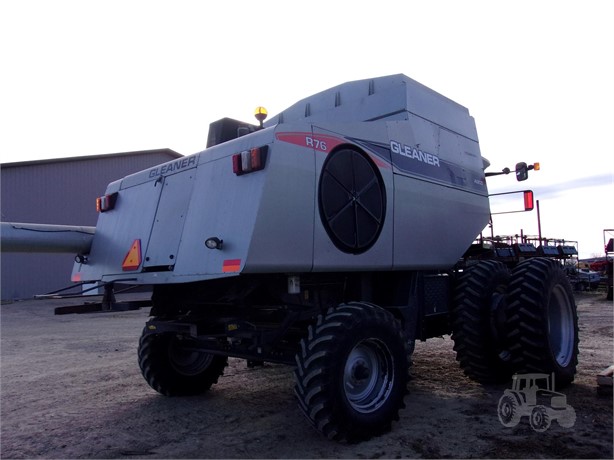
232,146,268,176
96,192,118,213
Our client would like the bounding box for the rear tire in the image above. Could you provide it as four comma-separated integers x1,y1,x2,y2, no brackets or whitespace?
294,302,410,441
505,258,579,386
451,260,514,383
138,328,228,396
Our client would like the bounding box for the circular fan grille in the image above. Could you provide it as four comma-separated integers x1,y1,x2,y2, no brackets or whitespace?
318,149,386,254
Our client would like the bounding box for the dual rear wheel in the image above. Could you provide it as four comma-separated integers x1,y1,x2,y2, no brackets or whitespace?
452,258,579,386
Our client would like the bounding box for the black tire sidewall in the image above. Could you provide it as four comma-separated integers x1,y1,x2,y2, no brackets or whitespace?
138,329,227,396
451,260,513,383
506,259,579,385
294,303,410,441
332,315,409,430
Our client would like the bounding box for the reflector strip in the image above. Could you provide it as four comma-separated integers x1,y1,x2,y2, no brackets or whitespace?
122,239,142,271
222,259,241,273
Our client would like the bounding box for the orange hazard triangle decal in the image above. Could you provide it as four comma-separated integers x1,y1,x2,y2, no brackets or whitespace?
122,239,142,271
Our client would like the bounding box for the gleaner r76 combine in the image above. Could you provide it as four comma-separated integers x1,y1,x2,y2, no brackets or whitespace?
2,75,579,441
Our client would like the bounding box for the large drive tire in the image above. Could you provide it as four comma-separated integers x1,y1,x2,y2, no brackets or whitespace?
451,260,514,383
506,258,579,386
138,328,228,396
294,302,410,441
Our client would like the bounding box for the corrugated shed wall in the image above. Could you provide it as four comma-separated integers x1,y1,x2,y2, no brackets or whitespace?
1,150,182,300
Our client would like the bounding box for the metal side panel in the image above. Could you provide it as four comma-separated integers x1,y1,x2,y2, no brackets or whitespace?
244,128,316,273
171,154,265,278
143,170,195,269
73,179,163,281
266,74,477,141
392,176,489,269
386,118,490,269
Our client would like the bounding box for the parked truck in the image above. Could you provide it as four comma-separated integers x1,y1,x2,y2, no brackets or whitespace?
1,74,579,441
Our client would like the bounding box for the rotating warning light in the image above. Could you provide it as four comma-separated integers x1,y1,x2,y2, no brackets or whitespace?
254,106,268,124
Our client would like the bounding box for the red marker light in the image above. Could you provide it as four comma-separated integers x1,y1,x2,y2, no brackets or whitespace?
232,146,268,175
250,148,263,170
524,190,534,211
96,192,118,212
232,154,242,175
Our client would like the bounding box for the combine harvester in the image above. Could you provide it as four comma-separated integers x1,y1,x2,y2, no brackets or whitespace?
1,74,579,441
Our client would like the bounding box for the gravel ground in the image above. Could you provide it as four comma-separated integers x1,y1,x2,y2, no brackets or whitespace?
1,291,612,459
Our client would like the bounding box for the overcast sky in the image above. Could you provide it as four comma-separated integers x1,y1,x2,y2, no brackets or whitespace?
1,0,613,258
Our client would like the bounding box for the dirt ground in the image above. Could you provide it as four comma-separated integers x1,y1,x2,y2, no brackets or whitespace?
1,291,612,459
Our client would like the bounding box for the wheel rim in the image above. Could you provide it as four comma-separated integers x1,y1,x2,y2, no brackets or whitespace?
168,338,213,376
343,339,394,413
547,284,575,367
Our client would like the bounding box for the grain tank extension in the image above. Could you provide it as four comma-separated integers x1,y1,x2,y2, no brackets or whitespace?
2,75,579,442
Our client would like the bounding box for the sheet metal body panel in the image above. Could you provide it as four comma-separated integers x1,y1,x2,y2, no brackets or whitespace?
73,178,161,280
171,153,262,277
243,124,315,273
386,116,489,269
71,74,492,283
265,74,478,141
143,171,195,269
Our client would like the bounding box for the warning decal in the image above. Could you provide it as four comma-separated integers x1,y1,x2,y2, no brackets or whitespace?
122,239,142,271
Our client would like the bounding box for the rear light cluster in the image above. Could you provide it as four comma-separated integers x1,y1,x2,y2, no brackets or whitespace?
232,146,268,176
96,192,118,213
